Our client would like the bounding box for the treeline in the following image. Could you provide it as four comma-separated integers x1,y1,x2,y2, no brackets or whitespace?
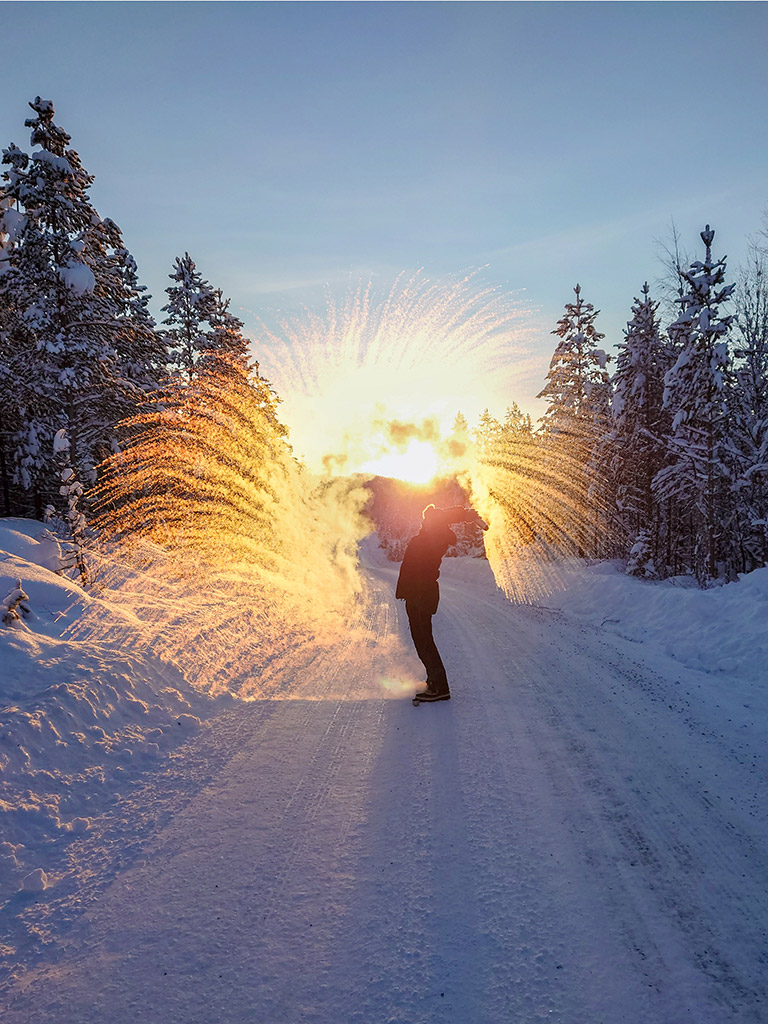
3,97,766,589
0,98,280,537
472,226,768,584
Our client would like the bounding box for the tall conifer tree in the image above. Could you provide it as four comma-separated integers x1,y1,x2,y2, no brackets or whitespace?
538,285,612,556
655,226,734,581
728,251,768,570
0,98,160,515
610,283,672,571
161,253,219,382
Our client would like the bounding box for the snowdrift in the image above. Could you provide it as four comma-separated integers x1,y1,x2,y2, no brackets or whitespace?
537,560,768,685
0,519,213,896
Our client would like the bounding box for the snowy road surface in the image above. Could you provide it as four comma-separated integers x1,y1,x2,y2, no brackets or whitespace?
3,558,767,1023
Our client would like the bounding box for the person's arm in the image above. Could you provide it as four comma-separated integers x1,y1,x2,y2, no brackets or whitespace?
444,507,489,531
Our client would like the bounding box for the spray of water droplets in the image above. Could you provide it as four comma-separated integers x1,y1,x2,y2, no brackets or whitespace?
78,358,373,697
252,270,602,602
75,273,604,698
254,269,542,475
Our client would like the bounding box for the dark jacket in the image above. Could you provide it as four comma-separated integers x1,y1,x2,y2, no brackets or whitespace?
396,524,457,615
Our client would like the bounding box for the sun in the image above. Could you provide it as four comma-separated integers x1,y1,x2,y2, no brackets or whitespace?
359,439,440,484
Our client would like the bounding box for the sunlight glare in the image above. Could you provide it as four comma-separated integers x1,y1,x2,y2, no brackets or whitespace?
252,272,537,475
359,439,439,484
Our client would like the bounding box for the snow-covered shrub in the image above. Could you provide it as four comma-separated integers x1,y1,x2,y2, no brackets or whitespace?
2,578,30,625
626,531,657,579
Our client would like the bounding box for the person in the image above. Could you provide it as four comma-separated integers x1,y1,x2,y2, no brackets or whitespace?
396,504,489,703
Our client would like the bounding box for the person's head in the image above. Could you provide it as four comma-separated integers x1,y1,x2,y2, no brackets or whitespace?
421,504,443,528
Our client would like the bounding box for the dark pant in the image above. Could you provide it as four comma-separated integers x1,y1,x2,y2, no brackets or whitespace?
405,601,449,693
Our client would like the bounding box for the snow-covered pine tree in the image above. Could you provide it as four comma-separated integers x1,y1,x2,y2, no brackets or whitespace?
161,258,256,391
727,249,768,570
500,402,533,440
0,200,23,514
1,578,30,625
610,283,672,574
0,132,54,514
655,226,735,582
52,427,88,584
88,216,169,401
474,409,504,460
0,98,157,515
160,253,219,382
538,284,612,437
203,288,252,380
446,411,470,463
497,403,539,546
537,285,613,556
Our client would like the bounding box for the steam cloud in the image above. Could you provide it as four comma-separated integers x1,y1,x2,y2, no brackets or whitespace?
382,417,440,451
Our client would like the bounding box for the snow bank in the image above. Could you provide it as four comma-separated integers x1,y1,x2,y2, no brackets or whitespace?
0,519,214,895
536,560,768,685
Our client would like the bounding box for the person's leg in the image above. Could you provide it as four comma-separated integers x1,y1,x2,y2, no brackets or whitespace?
406,602,449,694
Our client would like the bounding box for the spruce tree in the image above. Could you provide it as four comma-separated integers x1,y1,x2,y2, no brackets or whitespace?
538,285,612,556
655,225,734,581
446,411,470,463
0,98,159,516
90,217,169,400
0,203,24,514
205,288,252,379
161,256,254,386
538,284,611,438
728,250,768,570
160,253,219,382
610,283,672,572
474,409,504,459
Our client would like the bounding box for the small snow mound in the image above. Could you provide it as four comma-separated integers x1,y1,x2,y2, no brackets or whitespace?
176,713,201,734
20,868,49,893
34,530,66,573
739,565,768,596
0,519,66,573
66,817,91,835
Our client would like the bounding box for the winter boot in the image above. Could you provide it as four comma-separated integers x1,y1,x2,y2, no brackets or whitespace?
414,685,451,703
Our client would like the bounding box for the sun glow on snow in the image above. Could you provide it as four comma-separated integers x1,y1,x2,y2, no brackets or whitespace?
359,439,440,484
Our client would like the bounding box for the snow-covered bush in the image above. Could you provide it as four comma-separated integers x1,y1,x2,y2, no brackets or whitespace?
626,531,657,579
1,577,29,625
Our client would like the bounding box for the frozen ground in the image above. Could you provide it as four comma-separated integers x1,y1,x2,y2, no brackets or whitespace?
1,522,767,1022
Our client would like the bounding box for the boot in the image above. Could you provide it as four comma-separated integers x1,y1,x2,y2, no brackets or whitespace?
414,685,451,702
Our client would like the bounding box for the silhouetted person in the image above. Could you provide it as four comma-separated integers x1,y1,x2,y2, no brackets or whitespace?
397,504,488,703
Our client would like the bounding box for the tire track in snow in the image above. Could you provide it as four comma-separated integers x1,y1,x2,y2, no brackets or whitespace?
436,590,652,1023
2,573,397,1023
496,598,768,1022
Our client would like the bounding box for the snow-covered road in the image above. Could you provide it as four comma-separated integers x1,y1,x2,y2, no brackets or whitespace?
3,559,767,1023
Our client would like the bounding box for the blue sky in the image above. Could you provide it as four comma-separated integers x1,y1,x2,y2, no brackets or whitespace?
3,1,767,421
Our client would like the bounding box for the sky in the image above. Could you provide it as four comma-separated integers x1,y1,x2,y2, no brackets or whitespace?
2,1,768,432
